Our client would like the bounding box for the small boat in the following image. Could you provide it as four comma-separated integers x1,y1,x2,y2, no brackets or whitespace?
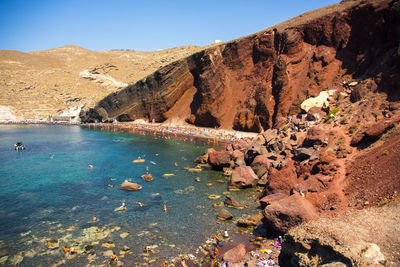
14,142,25,151
133,158,145,163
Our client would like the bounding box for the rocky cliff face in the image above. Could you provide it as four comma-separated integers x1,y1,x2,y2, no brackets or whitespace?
81,0,400,132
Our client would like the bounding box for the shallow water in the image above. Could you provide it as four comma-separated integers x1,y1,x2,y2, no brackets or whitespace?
0,125,257,266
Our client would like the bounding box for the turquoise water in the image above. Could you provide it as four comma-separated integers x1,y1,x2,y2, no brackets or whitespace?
0,125,257,266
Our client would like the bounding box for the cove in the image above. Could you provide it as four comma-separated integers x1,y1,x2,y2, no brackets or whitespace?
0,125,257,266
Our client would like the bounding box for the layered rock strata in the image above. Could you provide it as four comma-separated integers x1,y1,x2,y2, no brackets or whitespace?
81,0,400,133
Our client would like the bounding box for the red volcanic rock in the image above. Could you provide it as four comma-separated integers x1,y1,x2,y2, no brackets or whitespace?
250,155,271,178
306,107,326,121
230,166,259,189
265,161,298,194
208,150,232,170
259,193,288,209
319,150,336,164
304,126,325,146
81,1,400,132
351,116,400,146
223,243,246,263
262,194,318,234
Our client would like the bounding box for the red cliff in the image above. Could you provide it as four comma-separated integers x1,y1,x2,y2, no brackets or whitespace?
80,0,400,132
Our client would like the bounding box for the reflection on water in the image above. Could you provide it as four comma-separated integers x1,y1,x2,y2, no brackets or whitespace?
0,125,257,266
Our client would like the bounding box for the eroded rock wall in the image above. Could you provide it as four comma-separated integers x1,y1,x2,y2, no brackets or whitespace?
81,0,400,132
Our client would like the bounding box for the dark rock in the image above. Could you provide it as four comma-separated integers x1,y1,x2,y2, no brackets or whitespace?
250,155,271,178
224,194,243,208
262,194,318,234
230,166,259,189
194,154,208,164
303,126,324,146
208,151,232,170
218,208,233,220
223,244,246,263
293,147,318,161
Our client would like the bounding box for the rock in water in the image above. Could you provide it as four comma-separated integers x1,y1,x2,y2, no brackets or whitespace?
224,194,243,209
217,209,233,220
223,243,246,263
120,181,142,191
142,174,154,182
230,166,258,189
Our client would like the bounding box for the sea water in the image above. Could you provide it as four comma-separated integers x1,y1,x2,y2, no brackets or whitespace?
0,125,257,266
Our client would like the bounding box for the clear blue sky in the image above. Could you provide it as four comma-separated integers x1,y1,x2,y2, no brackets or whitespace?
0,0,339,52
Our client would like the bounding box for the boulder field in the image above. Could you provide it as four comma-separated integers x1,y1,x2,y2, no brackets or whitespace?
194,83,400,264
81,0,400,134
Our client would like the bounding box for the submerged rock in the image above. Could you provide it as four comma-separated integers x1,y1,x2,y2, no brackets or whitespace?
120,181,142,191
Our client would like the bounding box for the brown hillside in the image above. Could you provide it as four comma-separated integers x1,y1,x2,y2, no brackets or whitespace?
0,45,204,120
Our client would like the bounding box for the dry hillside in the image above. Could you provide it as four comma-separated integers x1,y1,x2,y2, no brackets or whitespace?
0,45,205,120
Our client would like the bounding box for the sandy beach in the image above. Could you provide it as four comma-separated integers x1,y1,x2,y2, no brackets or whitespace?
81,120,259,145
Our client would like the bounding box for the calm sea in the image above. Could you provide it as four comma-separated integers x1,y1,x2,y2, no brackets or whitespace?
0,125,256,266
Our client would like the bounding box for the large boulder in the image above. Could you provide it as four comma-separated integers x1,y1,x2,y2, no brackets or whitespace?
303,126,324,146
262,129,278,143
120,181,142,191
265,161,298,194
208,150,232,170
223,243,246,263
230,166,259,189
300,90,335,112
259,193,288,209
250,155,271,178
293,147,318,161
262,194,318,234
350,117,400,146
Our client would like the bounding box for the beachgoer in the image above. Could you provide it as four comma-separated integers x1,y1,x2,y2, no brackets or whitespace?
92,216,97,222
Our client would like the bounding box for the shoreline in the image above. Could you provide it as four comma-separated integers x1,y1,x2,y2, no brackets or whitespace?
80,122,259,146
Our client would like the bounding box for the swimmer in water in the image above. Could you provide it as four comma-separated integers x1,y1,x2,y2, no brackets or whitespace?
136,201,144,207
163,203,167,213
88,164,93,169
114,200,126,211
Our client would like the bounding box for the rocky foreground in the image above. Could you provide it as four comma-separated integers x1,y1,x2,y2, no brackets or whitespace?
192,85,400,266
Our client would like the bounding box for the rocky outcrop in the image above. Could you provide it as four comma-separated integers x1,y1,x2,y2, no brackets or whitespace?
280,204,400,266
81,0,400,131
